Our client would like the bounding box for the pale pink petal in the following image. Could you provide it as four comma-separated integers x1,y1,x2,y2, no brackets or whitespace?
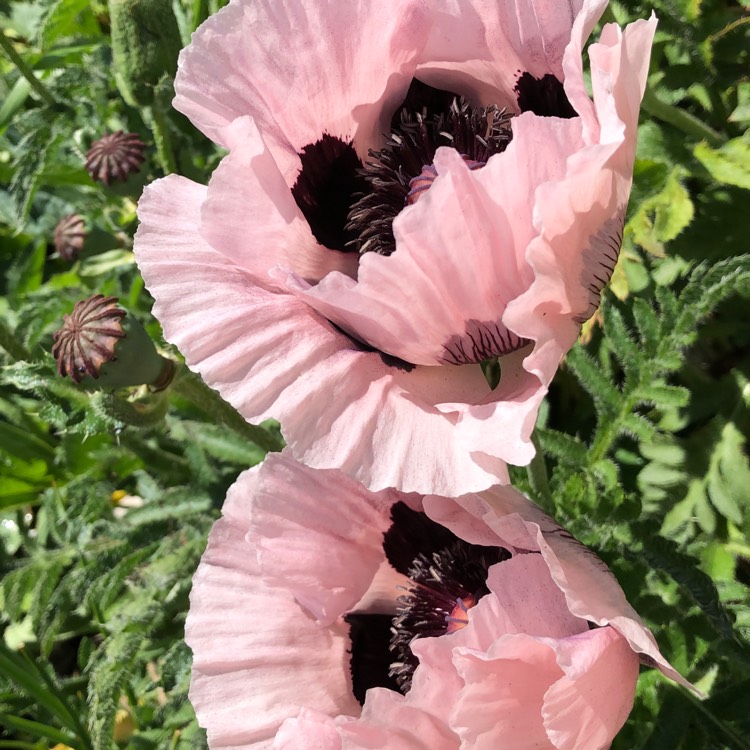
450,634,562,749
417,0,604,110
531,518,692,690
135,175,526,495
186,470,359,748
403,553,583,725
484,554,588,639
298,132,570,365
543,628,639,750
174,0,430,168
338,688,458,749
201,117,357,283
424,486,692,689
507,16,658,341
422,485,556,549
273,710,342,750
250,453,398,625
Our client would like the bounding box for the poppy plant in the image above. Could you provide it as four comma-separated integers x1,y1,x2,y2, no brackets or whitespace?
186,454,688,749
135,0,656,494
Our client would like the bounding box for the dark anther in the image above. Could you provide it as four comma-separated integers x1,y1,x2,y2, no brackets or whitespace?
346,84,512,257
346,504,517,698
384,503,511,691
515,72,577,118
291,134,368,252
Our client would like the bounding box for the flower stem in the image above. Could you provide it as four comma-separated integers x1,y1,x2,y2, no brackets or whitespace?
678,687,750,750
526,432,554,512
641,86,725,148
145,104,177,175
0,319,32,362
171,368,284,453
0,30,56,106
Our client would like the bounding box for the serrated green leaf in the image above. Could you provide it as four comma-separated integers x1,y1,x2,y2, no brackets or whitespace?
695,138,750,190
536,427,588,464
37,0,98,49
635,383,691,409
630,168,695,256
601,303,641,377
640,530,735,640
632,297,663,354
566,346,621,413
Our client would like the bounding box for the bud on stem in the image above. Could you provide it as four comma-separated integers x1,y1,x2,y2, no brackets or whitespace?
109,0,182,108
52,295,175,390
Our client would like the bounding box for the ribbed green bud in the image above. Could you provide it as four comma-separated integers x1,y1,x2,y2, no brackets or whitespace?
109,0,182,107
52,295,176,391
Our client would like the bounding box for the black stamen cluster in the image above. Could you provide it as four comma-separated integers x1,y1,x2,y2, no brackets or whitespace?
389,538,509,691
346,99,513,256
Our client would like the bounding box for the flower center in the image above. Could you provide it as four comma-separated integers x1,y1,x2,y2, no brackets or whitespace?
291,74,577,257
346,83,513,256
345,503,510,702
291,80,512,256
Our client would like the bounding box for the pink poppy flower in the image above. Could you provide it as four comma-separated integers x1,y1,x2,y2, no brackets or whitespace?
186,454,689,749
134,0,656,494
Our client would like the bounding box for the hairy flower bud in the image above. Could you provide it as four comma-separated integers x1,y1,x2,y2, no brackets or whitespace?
53,214,87,262
52,294,175,390
109,0,182,107
84,131,146,185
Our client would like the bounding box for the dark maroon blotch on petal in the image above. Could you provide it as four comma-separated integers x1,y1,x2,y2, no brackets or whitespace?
291,134,367,252
515,72,577,118
344,613,402,705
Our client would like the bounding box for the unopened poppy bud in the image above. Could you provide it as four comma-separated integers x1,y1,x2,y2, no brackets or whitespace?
53,213,86,261
84,131,146,185
52,294,175,390
109,0,181,108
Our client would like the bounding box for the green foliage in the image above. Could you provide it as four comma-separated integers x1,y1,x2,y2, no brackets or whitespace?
0,0,748,746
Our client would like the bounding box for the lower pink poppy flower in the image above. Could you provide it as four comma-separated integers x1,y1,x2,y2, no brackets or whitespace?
134,0,657,496
186,454,689,749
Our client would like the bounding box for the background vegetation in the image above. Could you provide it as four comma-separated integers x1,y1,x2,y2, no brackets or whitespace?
0,0,748,747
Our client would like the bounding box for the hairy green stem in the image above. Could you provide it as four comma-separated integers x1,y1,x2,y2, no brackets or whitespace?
641,86,725,148
172,368,284,453
526,432,554,512
0,319,32,362
145,105,177,175
0,30,56,106
679,688,750,750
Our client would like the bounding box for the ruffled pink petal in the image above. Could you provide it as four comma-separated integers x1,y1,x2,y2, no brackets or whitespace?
174,0,430,168
542,628,639,750
484,554,588,639
530,515,693,690
186,470,359,748
450,633,562,749
423,486,691,689
297,135,562,365
250,453,399,625
273,710,342,750
417,0,605,110
135,175,529,495
507,16,657,342
201,117,357,283
337,688,458,749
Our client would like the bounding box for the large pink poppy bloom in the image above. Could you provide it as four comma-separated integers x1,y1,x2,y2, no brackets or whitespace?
187,454,689,749
134,0,656,495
